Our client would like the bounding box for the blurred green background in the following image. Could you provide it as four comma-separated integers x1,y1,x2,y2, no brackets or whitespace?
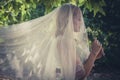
0,0,120,72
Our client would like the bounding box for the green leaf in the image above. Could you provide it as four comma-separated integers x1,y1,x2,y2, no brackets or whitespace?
16,0,23,3
79,0,86,6
99,8,106,16
70,0,76,5
79,0,85,4
33,3,36,8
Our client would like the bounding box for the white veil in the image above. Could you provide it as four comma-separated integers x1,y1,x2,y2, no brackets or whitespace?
0,4,90,80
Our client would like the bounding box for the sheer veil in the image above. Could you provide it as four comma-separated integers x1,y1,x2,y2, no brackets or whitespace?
0,3,90,80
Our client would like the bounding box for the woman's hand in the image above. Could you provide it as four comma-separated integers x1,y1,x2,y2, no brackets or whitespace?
96,47,105,59
91,38,103,59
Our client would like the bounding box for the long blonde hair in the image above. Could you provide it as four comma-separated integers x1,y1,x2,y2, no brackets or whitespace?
55,4,81,37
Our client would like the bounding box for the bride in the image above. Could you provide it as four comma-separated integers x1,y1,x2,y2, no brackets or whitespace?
0,3,104,80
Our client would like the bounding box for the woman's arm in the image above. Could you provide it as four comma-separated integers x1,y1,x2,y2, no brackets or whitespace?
83,52,96,77
83,39,103,78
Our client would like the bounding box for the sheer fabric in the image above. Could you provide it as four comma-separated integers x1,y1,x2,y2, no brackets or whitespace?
0,4,90,80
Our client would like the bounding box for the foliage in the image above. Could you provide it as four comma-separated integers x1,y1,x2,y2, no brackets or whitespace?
84,0,120,68
0,0,106,26
83,8,108,64
0,0,41,26
101,0,120,68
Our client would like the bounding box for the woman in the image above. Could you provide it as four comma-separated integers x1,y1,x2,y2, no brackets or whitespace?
0,3,104,80
56,4,104,80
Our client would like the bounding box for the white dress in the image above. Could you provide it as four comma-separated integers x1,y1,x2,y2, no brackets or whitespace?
55,33,89,80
